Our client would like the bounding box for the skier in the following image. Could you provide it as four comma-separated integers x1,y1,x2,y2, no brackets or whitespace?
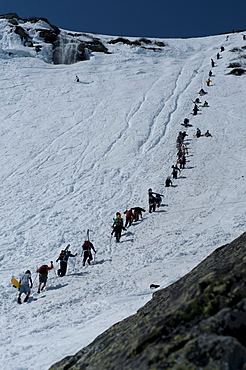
75,75,80,82
202,101,209,107
56,245,78,276
17,270,33,304
194,98,201,104
82,240,96,266
36,262,54,293
220,46,225,52
132,207,146,221
209,70,212,77
193,104,199,116
206,78,212,86
165,177,173,187
211,58,215,67
217,53,220,60
111,212,125,242
124,209,134,228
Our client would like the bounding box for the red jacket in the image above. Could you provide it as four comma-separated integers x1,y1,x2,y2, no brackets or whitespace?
124,210,133,218
36,264,53,275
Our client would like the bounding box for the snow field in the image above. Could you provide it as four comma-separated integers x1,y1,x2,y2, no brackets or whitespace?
0,30,246,369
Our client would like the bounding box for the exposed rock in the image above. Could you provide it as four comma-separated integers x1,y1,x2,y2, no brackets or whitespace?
85,40,109,54
38,29,60,44
229,68,246,76
108,37,165,50
49,232,246,370
0,13,19,20
14,26,29,41
8,19,18,26
0,14,109,64
108,37,140,46
24,40,33,47
35,45,42,53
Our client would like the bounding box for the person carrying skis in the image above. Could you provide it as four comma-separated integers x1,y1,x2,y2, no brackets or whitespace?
17,270,33,304
82,240,96,266
148,188,157,213
56,244,78,276
111,212,125,242
124,209,134,228
36,262,54,293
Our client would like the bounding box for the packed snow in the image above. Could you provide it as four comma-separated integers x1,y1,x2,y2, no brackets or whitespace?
0,22,246,370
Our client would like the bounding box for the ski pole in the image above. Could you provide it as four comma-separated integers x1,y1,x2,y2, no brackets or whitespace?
53,267,58,281
33,273,38,286
73,257,77,272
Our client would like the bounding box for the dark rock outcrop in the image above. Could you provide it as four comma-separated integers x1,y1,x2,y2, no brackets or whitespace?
0,13,109,64
229,68,246,76
0,13,19,20
50,232,246,369
108,37,165,50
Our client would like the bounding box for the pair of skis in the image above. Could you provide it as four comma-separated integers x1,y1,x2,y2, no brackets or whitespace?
81,229,90,257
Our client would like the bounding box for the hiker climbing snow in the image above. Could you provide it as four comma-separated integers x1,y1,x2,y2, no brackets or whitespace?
36,262,54,293
82,239,96,266
17,270,33,304
56,244,77,276
111,212,126,242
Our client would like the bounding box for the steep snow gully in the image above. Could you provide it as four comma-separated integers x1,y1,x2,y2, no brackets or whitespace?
0,30,246,370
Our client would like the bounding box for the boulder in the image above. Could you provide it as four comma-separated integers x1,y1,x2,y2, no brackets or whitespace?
49,232,246,369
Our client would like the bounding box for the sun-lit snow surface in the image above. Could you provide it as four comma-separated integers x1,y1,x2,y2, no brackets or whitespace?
0,23,246,369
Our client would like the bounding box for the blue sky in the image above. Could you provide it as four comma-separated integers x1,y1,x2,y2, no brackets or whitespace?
1,0,246,38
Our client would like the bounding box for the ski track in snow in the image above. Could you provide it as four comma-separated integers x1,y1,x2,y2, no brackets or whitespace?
0,31,246,369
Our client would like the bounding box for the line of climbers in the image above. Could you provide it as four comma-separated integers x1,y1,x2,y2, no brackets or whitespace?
151,43,223,224
16,44,224,305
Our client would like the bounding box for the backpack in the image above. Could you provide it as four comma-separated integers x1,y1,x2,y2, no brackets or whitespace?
39,265,48,274
114,217,122,227
83,240,90,250
59,250,66,260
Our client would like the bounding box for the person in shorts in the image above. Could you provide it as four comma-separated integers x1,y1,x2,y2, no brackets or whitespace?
36,262,54,293
18,270,33,304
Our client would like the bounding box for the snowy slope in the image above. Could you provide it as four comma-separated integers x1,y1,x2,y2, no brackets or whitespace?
0,27,246,370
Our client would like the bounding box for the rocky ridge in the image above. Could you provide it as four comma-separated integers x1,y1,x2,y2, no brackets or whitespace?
50,232,246,369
